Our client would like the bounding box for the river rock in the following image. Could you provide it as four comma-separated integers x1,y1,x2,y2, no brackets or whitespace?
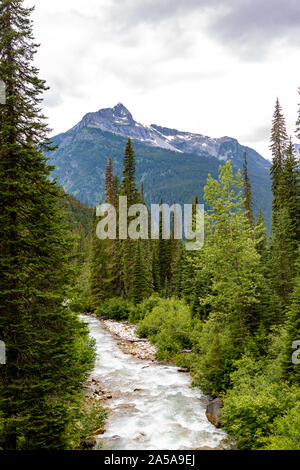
114,403,137,410
206,397,224,428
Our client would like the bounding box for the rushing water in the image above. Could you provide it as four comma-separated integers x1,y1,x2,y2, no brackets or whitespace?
83,315,226,450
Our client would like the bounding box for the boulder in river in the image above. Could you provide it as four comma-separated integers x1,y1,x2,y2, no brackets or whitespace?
206,397,224,428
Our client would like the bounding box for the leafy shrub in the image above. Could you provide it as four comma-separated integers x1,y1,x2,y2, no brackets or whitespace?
69,293,94,313
95,297,134,321
137,298,192,361
264,402,300,450
128,294,161,323
74,398,107,449
221,355,300,449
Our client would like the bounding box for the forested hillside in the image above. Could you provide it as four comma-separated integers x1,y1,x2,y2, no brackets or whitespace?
47,114,272,226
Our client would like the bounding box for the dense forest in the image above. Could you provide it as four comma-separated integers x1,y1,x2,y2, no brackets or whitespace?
0,0,299,451
73,98,299,450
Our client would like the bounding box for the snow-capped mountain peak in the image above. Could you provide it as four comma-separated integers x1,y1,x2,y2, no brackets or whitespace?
69,103,269,168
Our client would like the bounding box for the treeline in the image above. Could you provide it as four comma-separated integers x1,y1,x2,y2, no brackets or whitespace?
84,95,299,450
0,0,105,450
84,140,194,309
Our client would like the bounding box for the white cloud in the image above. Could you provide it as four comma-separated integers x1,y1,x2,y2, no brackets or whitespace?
25,0,300,159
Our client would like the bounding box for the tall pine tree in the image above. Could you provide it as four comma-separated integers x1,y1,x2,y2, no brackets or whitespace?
243,152,254,231
270,98,288,219
0,0,92,449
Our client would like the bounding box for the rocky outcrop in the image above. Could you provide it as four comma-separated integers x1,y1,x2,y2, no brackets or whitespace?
206,398,224,428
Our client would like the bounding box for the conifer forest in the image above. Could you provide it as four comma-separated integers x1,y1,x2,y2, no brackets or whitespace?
0,0,299,454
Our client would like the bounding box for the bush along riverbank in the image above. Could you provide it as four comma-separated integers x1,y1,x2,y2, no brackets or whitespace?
94,295,300,450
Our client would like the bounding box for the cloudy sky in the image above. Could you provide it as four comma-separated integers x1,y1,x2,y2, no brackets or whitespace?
26,0,300,159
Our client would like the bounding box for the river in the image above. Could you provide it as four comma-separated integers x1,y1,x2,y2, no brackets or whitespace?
83,315,226,450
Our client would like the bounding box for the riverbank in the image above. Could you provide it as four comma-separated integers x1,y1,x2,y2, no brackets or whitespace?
82,315,228,450
100,318,157,361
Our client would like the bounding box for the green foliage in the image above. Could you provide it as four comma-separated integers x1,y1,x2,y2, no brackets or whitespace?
121,138,140,205
243,152,254,230
270,98,288,217
95,297,135,321
137,298,192,361
191,316,241,395
62,192,93,236
129,294,161,323
264,403,300,450
74,399,107,450
132,242,149,304
0,0,95,449
281,249,300,385
221,355,300,450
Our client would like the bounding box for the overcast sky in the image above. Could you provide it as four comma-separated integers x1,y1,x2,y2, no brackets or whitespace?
26,0,300,160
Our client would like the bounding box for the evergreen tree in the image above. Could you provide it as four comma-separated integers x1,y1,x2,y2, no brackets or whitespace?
281,248,300,385
89,208,109,307
152,242,161,292
270,138,299,310
278,139,300,243
254,209,268,260
132,242,149,304
296,86,300,141
105,157,117,207
171,241,184,298
270,98,288,218
0,0,93,449
104,157,122,296
121,138,139,205
120,140,141,296
158,199,171,292
141,182,145,203
243,152,254,231
270,207,296,310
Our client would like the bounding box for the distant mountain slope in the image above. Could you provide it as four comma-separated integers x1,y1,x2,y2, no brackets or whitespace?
47,104,272,225
62,193,93,235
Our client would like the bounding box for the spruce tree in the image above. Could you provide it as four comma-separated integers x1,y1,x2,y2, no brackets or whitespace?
120,140,141,296
270,98,288,218
270,138,299,309
152,242,161,292
296,86,300,141
270,207,296,310
121,138,139,205
90,208,109,308
243,152,254,231
104,158,122,296
0,0,92,449
254,209,268,260
105,157,117,207
158,199,168,291
132,242,149,304
278,139,300,243
281,248,300,385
